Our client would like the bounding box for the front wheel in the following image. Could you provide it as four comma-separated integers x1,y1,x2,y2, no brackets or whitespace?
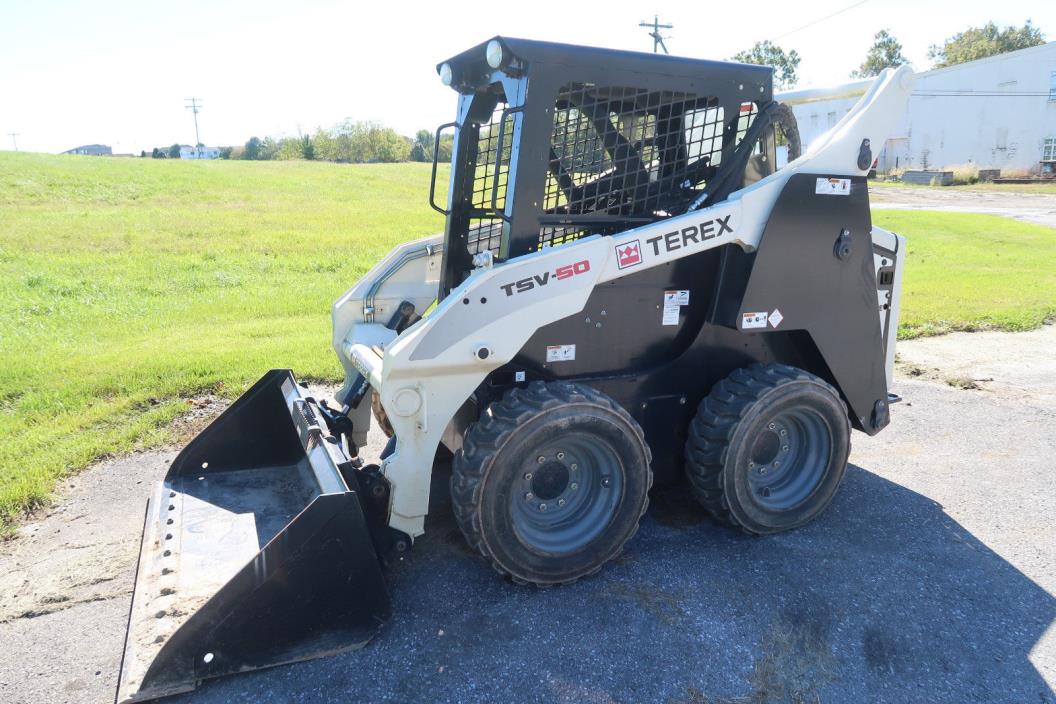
451,382,652,586
684,363,850,534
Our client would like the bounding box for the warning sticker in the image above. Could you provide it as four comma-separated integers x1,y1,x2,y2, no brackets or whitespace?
816,177,851,196
768,308,784,328
546,344,576,363
742,311,768,329
662,290,690,326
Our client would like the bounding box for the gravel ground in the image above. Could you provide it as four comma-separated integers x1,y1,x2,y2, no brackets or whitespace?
870,186,1056,228
1,329,1054,704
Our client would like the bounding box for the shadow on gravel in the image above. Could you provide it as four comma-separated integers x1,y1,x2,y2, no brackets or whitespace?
174,464,1055,704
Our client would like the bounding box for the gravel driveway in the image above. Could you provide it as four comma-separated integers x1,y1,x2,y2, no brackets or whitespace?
871,186,1056,228
1,328,1054,704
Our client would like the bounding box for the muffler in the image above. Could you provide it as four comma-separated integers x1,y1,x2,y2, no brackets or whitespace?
116,370,390,703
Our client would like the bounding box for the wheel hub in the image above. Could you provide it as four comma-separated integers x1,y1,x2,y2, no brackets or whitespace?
747,411,829,510
510,435,622,555
531,461,570,500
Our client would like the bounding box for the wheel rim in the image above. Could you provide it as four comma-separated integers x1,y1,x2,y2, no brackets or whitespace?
509,431,624,555
746,408,830,511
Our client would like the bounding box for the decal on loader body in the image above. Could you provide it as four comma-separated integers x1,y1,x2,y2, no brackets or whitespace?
644,214,734,256
499,259,591,297
615,240,643,269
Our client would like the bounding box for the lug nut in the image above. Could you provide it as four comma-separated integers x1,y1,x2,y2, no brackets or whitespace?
539,503,548,511
570,464,578,471
760,468,768,475
537,456,546,464
773,461,781,468
557,452,565,460
571,483,579,491
558,499,566,507
524,472,533,481
768,422,776,430
780,429,787,437
601,477,611,487
782,445,789,452
525,492,534,500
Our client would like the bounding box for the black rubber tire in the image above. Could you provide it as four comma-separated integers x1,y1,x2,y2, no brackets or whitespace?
451,381,652,586
371,390,394,438
684,363,850,535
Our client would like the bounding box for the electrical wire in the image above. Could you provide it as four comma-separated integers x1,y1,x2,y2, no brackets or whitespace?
770,0,871,42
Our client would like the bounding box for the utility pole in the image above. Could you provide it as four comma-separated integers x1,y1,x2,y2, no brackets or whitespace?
184,98,202,158
638,15,673,54
7,133,19,151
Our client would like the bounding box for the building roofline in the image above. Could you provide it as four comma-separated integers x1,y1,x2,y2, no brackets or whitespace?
919,39,1056,79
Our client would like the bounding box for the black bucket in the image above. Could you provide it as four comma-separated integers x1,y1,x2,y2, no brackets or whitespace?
116,370,390,703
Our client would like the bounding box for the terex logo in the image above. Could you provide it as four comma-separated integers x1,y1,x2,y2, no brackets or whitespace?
500,259,591,297
615,240,642,269
645,214,734,256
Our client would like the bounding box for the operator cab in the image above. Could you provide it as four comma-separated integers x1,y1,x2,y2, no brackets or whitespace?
430,37,778,293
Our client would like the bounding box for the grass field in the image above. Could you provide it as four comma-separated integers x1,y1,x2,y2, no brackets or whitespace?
1,152,1054,532
871,179,1056,194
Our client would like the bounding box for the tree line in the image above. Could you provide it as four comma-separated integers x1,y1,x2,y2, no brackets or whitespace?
149,122,454,163
731,19,1044,89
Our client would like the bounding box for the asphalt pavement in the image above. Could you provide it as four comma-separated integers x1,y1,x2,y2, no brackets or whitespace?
1,330,1054,704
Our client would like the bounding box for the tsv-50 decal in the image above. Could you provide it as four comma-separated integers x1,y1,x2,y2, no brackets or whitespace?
499,259,591,296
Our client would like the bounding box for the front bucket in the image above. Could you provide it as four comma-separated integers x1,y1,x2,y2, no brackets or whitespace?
117,370,390,703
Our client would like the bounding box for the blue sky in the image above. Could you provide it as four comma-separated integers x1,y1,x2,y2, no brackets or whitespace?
1,0,1053,154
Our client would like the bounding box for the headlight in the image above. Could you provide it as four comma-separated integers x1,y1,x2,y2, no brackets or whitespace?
439,62,453,86
486,40,504,69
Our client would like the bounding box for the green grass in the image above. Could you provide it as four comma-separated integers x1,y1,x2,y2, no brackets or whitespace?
0,152,1053,532
0,152,445,532
871,179,1056,194
872,210,1056,338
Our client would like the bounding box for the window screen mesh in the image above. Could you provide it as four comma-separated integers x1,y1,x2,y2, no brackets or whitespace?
466,101,514,255
540,84,750,249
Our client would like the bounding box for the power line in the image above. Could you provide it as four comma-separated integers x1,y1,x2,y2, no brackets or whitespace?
770,0,870,42
185,98,202,158
7,133,19,151
639,15,673,54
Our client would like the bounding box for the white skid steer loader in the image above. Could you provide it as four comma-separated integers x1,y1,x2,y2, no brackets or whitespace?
117,37,913,702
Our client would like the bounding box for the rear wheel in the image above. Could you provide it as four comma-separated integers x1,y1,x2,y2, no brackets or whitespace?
451,382,652,585
684,363,850,534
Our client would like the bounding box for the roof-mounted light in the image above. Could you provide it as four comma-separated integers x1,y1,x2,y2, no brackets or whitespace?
486,40,504,69
439,62,454,86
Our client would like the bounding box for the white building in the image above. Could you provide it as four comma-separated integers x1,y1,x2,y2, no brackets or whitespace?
179,145,221,160
780,42,1056,176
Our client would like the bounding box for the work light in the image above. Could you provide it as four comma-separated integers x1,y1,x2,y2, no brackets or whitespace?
486,40,504,69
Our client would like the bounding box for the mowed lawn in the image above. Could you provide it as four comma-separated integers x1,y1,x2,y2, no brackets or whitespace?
1,152,1054,532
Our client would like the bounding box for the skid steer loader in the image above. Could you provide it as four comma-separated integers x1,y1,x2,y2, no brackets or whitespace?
118,38,912,702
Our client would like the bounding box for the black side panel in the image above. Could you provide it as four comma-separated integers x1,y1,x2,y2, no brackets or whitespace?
736,173,888,434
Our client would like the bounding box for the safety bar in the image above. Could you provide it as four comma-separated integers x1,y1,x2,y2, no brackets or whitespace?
490,105,525,210
429,121,459,215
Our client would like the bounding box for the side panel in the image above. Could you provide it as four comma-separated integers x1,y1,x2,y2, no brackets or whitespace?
736,173,889,433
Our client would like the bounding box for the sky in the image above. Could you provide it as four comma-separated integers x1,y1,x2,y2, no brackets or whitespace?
1,0,1054,154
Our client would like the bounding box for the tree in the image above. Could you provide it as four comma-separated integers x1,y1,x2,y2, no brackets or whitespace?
219,146,233,159
243,136,263,160
928,20,1044,68
410,129,432,162
300,134,315,160
731,40,801,90
151,147,165,159
168,144,181,159
851,29,908,78
258,137,280,160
